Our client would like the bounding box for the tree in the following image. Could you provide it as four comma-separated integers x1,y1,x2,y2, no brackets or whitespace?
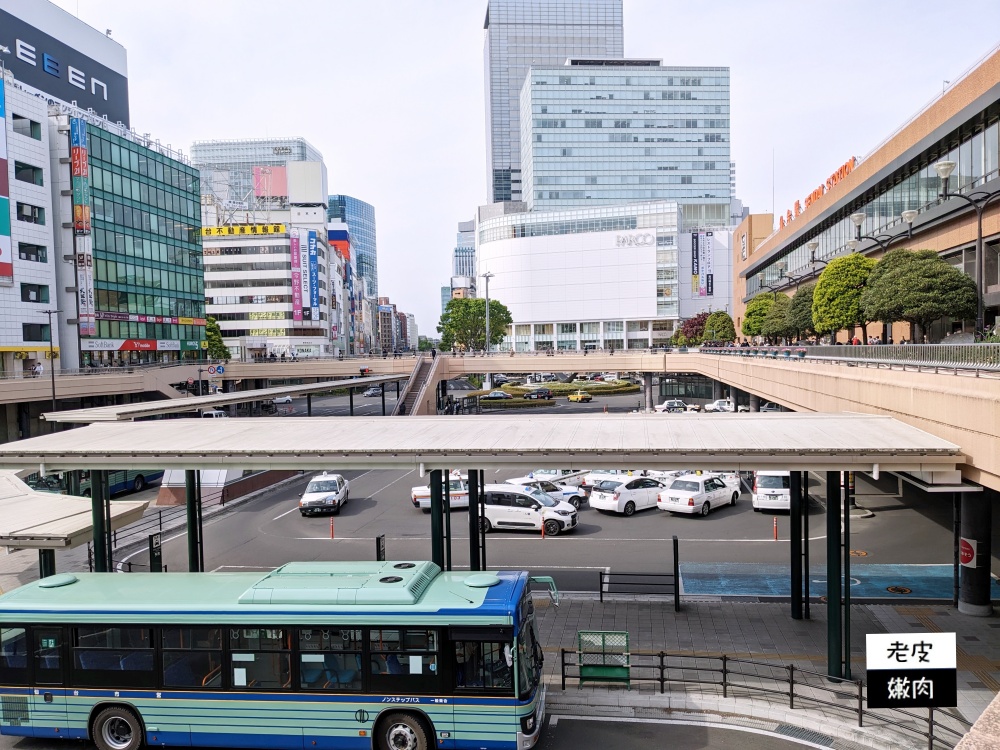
787,283,817,338
741,293,774,338
703,311,736,342
760,293,794,342
679,311,710,343
205,316,230,360
812,254,877,339
436,297,513,351
862,249,977,341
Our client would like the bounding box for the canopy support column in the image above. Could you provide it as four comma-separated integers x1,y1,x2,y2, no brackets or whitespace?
468,470,481,571
38,549,56,578
90,470,108,572
790,470,803,620
430,469,444,569
826,471,843,679
185,470,201,572
959,489,995,616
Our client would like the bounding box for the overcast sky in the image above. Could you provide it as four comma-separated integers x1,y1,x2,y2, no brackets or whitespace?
50,0,1000,334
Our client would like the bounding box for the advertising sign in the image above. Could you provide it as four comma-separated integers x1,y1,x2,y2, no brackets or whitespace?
959,537,977,568
202,224,285,237
0,84,11,285
703,231,714,297
299,229,312,321
690,231,699,294
866,633,956,709
308,230,320,321
252,166,288,198
70,118,92,235
76,236,96,336
81,339,194,352
290,229,303,322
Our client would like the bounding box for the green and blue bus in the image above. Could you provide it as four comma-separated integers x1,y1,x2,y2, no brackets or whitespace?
0,561,554,750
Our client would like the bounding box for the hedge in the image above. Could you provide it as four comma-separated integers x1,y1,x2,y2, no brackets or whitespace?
478,398,556,409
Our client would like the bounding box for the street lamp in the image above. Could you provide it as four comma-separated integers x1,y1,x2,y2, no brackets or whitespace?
41,309,62,415
482,271,494,389
935,159,1000,336
848,210,916,253
755,272,783,300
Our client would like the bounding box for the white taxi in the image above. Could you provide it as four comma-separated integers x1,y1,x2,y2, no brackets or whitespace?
505,476,587,510
411,472,469,511
298,472,350,516
657,473,740,516
589,476,666,516
481,484,578,536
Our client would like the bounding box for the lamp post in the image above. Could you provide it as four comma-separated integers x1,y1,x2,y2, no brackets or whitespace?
935,160,1000,336
482,271,494,389
41,309,62,415
848,210,917,253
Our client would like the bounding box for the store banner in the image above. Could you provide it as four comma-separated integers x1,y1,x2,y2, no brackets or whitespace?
76,235,97,336
703,231,714,297
70,118,92,235
299,229,312,321
690,231,700,295
308,230,320,321
0,85,12,285
290,229,303,322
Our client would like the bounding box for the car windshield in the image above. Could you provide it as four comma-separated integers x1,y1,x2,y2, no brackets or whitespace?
534,469,559,477
523,487,557,506
594,480,623,492
669,479,700,492
758,474,790,489
306,479,339,493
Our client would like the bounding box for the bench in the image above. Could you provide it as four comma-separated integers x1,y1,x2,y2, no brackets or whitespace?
577,630,630,688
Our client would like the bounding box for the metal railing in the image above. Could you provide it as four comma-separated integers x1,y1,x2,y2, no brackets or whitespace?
700,344,1000,375
558,649,972,749
0,359,221,381
599,538,680,611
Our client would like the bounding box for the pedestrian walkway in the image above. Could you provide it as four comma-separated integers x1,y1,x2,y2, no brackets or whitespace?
536,594,999,748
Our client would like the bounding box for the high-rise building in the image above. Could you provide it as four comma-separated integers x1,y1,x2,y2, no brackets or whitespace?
328,194,378,298
484,0,623,203
453,219,476,276
520,59,731,227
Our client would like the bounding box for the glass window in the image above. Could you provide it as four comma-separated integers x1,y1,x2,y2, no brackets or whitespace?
34,628,63,685
0,628,28,685
298,628,362,691
369,629,439,693
454,641,512,691
73,626,154,688
229,627,291,690
162,627,222,688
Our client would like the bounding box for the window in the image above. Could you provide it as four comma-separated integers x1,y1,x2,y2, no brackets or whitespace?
230,627,291,690
33,628,63,685
14,162,44,186
298,628,362,691
18,243,47,263
0,628,28,685
12,114,42,140
73,626,154,688
369,628,439,692
22,323,50,342
453,640,512,691
16,203,45,225
20,284,49,303
162,627,222,688
681,176,693,184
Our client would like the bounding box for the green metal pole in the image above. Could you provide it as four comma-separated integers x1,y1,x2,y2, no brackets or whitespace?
468,470,480,571
38,549,56,578
444,474,452,571
826,471,843,679
429,470,444,568
90,471,107,572
843,472,852,679
790,470,803,620
185,470,200,572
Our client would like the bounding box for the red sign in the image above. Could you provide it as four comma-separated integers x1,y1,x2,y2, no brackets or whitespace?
959,538,977,568
187,378,195,386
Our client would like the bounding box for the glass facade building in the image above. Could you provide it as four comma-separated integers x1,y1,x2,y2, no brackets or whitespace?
520,61,731,227
453,219,476,276
484,0,623,203
327,195,378,298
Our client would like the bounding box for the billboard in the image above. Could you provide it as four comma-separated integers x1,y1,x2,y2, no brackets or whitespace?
202,224,285,237
298,229,312,321
252,166,288,198
0,84,11,285
0,9,130,126
690,230,714,297
307,230,320,322
70,118,91,235
290,229,303,322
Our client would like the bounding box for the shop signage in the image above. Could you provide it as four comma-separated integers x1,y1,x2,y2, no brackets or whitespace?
81,339,193,352
616,233,654,247
959,537,977,568
866,633,956,709
202,224,286,237
95,311,206,326
779,157,857,229
0,85,12,285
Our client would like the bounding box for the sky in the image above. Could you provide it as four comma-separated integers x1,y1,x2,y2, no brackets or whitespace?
48,0,1000,335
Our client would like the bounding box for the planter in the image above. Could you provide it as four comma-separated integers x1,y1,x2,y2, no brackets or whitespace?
794,349,807,358
677,347,688,353
780,349,791,358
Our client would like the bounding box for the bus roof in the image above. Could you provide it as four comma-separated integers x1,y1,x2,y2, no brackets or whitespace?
0,562,528,626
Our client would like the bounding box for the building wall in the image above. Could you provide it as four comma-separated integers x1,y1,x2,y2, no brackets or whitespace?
328,195,377,298
731,213,775,335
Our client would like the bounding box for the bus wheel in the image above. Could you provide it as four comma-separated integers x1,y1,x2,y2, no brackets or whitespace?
93,706,143,750
378,712,429,750
133,475,145,492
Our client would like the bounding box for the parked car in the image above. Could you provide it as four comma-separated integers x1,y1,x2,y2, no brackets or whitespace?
272,395,293,404
760,402,782,412
362,386,383,397
752,470,791,511
580,469,633,494
703,399,734,413
530,469,588,487
568,390,593,403
657,473,740,516
589,476,667,516
481,390,513,400
411,473,469,511
523,388,554,400
505,476,587,510
654,399,688,413
299,472,350,516
200,409,229,418
480,484,578,536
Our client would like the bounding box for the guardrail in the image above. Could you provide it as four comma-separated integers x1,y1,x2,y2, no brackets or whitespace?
0,359,221,381
701,344,1000,375
559,649,972,749
598,537,680,611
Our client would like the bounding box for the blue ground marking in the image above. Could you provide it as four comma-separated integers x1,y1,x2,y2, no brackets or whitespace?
679,563,957,599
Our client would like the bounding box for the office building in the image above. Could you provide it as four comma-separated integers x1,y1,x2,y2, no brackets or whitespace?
377,298,397,353
520,59,731,227
453,219,476,276
484,0,623,203
328,194,378,298
440,286,451,315
733,45,1000,343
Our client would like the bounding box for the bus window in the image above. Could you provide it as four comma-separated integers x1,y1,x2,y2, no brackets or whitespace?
369,629,440,693
33,628,63,685
298,629,362,691
73,626,154,688
454,641,512,691
0,628,28,685
162,627,222,688
229,628,291,690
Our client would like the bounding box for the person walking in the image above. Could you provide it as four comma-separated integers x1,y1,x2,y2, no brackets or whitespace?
33,362,43,378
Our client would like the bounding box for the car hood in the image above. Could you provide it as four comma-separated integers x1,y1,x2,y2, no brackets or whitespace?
301,490,340,503
542,501,577,515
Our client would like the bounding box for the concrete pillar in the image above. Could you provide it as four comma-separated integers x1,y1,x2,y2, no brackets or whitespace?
730,387,743,409
959,490,995,616
790,470,803,620
90,471,108,572
712,380,723,401
749,394,761,412
643,373,654,413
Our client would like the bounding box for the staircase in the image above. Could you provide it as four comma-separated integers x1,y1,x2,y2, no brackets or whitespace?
393,356,436,415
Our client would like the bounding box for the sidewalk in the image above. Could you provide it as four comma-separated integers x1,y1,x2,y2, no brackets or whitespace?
537,594,999,748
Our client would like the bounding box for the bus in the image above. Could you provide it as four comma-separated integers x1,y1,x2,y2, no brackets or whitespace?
79,469,164,497
0,561,555,750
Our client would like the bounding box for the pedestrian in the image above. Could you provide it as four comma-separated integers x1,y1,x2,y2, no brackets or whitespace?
431,347,437,359
399,401,406,415
33,362,43,378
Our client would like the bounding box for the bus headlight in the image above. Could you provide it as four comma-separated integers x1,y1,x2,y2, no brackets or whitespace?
520,712,536,733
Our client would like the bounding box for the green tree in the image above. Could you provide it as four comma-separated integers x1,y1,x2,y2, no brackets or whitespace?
862,248,977,341
787,283,817,338
205,316,230,360
761,294,794,342
679,311,710,342
812,254,877,339
703,310,737,342
436,297,513,351
741,293,775,338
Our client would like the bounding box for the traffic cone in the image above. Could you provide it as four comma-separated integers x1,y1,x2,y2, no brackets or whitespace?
330,517,335,539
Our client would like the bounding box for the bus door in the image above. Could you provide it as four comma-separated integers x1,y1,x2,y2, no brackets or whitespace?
30,628,68,737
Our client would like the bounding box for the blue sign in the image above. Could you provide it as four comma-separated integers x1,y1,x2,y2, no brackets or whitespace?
215,365,225,375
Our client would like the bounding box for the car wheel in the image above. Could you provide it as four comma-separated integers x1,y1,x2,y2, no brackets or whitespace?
331,507,340,515
543,519,560,537
132,475,145,492
623,501,636,516
700,502,711,517
480,517,493,533
92,706,142,750
300,511,308,517
570,496,582,510
731,492,739,506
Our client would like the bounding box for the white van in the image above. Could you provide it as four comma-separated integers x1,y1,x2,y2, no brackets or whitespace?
752,471,791,511
201,409,229,418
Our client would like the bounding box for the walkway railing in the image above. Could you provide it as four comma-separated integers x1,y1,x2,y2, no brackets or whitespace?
0,359,219,381
559,649,972,749
700,344,1000,375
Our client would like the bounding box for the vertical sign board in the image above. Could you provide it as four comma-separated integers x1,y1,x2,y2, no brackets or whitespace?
376,534,386,562
290,229,303,322
866,632,956,709
704,231,714,297
0,84,13,285
308,230,320,322
71,118,96,335
148,533,163,573
690,232,699,294
299,231,312,321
